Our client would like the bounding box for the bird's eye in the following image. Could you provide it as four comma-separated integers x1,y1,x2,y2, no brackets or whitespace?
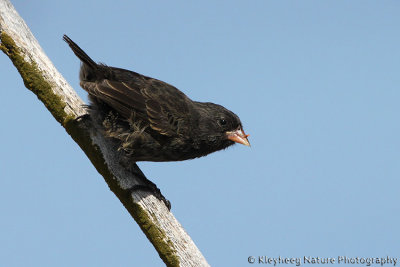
219,118,227,126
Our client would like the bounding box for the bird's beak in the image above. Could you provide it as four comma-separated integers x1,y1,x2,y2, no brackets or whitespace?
226,128,250,147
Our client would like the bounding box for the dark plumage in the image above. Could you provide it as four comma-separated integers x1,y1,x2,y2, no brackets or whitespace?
63,35,249,163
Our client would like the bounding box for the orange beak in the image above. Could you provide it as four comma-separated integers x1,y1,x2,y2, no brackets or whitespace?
226,128,250,147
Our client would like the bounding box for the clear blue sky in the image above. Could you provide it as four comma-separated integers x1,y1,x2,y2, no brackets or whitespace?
1,1,400,266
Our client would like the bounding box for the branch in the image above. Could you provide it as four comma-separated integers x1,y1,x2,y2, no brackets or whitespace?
0,1,209,266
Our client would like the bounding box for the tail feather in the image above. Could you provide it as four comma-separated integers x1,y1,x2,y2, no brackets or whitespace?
63,34,97,70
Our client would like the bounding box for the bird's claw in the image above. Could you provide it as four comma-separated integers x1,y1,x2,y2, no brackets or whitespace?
75,113,91,122
129,182,171,210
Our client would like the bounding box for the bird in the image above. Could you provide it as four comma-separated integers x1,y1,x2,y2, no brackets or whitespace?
63,35,250,164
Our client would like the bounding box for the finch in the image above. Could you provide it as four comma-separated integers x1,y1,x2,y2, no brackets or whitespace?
63,35,250,163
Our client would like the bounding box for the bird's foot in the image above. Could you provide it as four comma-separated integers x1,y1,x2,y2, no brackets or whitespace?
75,113,91,122
129,179,171,210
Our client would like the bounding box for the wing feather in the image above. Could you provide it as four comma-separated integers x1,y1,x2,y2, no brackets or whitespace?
82,72,192,136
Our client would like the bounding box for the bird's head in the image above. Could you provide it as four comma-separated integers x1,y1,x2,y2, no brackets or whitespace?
195,102,250,148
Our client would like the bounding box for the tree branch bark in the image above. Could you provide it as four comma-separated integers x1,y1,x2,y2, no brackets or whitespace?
0,1,209,266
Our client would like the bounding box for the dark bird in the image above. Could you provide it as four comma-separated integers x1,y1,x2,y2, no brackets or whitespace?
63,35,250,164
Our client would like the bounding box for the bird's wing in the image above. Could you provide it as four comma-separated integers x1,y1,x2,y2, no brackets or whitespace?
82,79,146,118
81,77,192,137
144,79,192,136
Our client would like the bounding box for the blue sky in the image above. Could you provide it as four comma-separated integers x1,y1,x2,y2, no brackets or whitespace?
1,1,400,266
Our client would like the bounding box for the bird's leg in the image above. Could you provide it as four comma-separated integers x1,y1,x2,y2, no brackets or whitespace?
128,167,171,210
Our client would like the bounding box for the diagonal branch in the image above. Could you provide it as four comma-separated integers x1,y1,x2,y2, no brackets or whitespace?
0,1,209,266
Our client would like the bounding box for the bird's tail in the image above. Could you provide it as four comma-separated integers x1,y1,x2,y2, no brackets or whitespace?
63,34,97,70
